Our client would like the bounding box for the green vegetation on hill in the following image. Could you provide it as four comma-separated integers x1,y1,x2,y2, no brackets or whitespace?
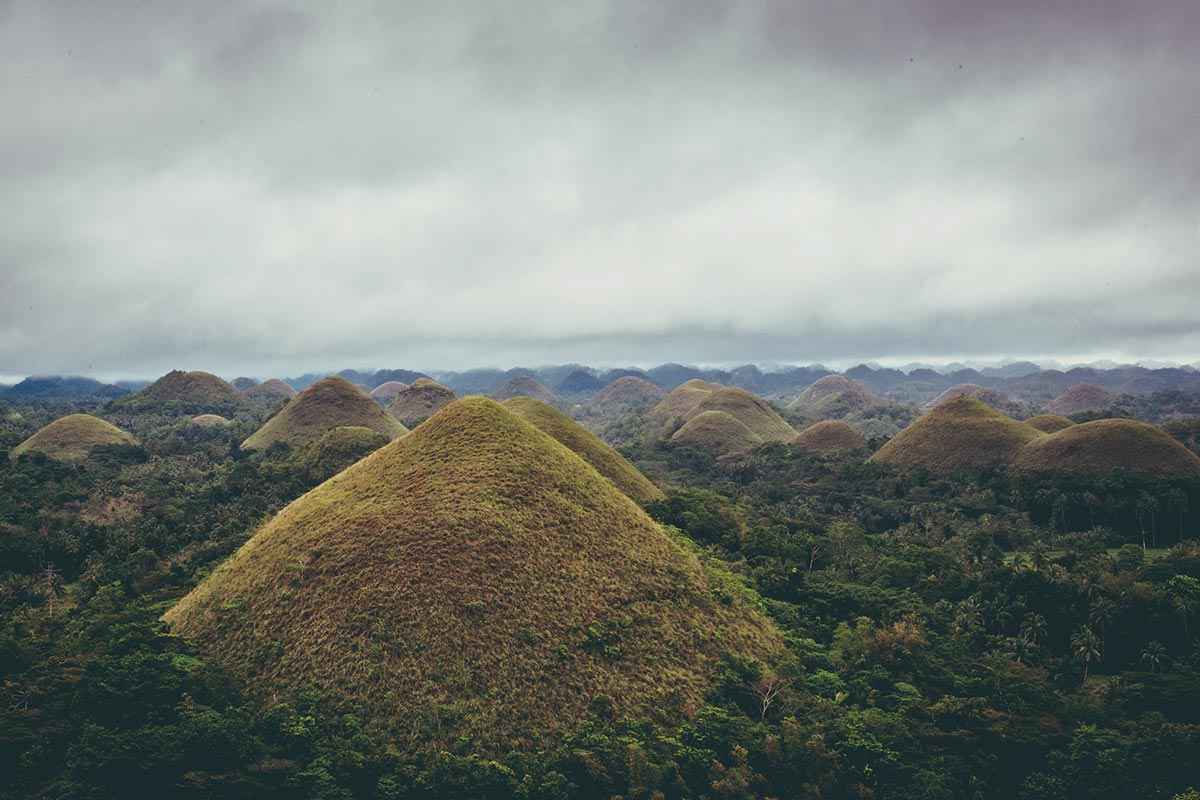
166,397,780,751
111,370,247,416
501,396,664,504
671,410,764,454
791,419,869,453
685,387,797,443
1025,413,1077,433
789,375,918,438
386,377,456,427
1013,418,1200,478
296,425,391,481
241,376,407,450
11,413,137,462
870,395,1044,472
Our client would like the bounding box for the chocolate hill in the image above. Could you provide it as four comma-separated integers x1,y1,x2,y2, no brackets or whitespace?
870,396,1044,472
112,370,247,416
1012,419,1200,478
12,414,137,462
241,377,407,450
165,398,780,751
791,420,869,453
386,378,456,428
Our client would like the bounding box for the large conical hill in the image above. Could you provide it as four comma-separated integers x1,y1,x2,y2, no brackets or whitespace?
870,396,1044,472
501,397,663,504
113,370,247,415
650,379,721,426
1012,419,1200,477
12,414,137,462
791,420,869,453
386,378,456,427
165,398,780,751
790,375,874,412
241,376,407,450
684,387,797,443
671,411,764,454
1047,384,1114,415
590,376,664,417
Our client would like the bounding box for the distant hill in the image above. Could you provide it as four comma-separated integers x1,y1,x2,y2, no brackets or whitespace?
386,378,456,428
684,387,797,443
1047,384,1115,415
791,375,918,439
554,369,604,397
242,376,407,450
671,411,764,455
501,397,663,504
1012,419,1200,477
870,396,1044,472
929,383,1008,409
493,374,558,405
111,370,248,416
590,376,664,416
368,381,408,403
188,414,231,428
1024,414,1076,434
651,379,721,426
791,420,869,453
165,397,780,752
2,376,127,401
243,379,298,404
11,414,137,462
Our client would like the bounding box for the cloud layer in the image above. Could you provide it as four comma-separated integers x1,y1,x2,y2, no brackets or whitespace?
3,0,1199,378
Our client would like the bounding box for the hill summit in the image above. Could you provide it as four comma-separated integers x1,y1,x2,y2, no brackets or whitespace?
1012,419,1200,477
493,374,557,405
501,397,663,504
165,398,780,751
791,420,869,453
386,378,456,427
113,370,246,415
12,414,137,462
241,376,407,450
870,396,1043,472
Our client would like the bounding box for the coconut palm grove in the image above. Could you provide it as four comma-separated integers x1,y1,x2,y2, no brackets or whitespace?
2,363,1200,799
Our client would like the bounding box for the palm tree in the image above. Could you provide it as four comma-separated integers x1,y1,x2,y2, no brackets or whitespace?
1020,612,1048,646
1088,599,1115,657
1168,488,1189,544
1070,625,1102,681
1166,575,1200,643
1140,640,1167,674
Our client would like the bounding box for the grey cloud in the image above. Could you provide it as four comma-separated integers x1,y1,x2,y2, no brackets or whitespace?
1,0,1198,379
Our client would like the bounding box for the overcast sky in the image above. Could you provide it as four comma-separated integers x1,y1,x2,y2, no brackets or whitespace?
2,0,1199,380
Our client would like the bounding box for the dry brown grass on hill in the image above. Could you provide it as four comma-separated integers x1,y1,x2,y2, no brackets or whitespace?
368,381,408,402
165,397,781,752
791,420,869,453
589,376,664,416
791,375,874,410
386,378,456,427
493,374,557,404
241,376,407,450
502,396,663,504
1012,418,1200,477
650,379,721,425
870,395,1044,472
685,387,797,443
12,414,137,462
189,414,231,427
1047,384,1114,415
244,378,298,403
929,384,1007,409
115,370,248,415
671,410,764,454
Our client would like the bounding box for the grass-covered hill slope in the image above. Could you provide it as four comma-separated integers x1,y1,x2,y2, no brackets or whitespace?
493,374,558,405
1047,383,1114,415
870,395,1044,472
671,410,765,454
165,397,780,751
241,376,407,450
368,381,408,403
929,383,1007,409
501,397,664,504
11,414,137,462
684,387,797,443
243,378,298,404
791,420,869,453
589,376,664,417
1012,418,1200,477
650,379,721,425
295,425,391,480
789,375,875,413
111,370,247,415
386,378,456,427
1024,414,1076,434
